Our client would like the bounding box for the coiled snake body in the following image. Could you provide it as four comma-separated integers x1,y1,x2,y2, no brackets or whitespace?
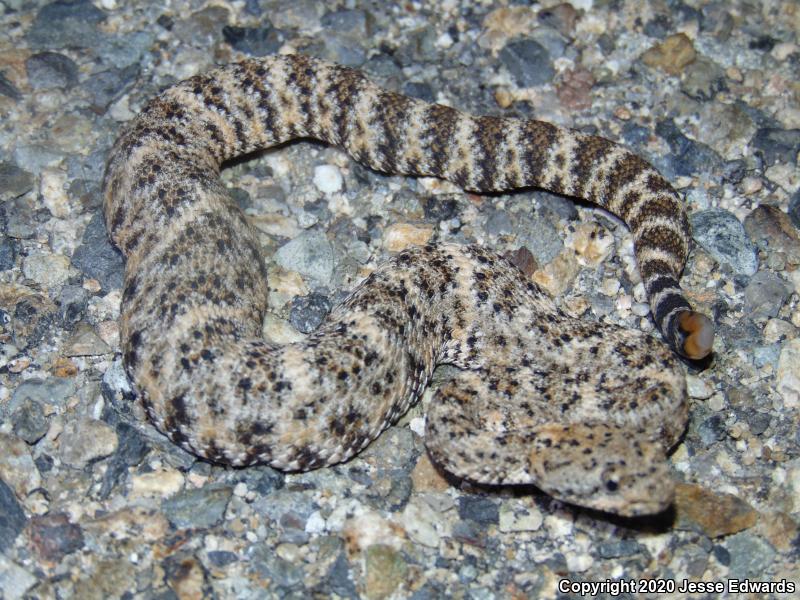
103,54,713,516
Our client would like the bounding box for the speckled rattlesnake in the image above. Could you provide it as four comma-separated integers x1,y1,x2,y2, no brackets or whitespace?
102,54,713,516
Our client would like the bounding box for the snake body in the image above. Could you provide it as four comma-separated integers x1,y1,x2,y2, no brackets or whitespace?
103,54,713,516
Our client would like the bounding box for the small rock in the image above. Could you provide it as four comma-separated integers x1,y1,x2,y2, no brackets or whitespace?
26,0,107,49
537,3,579,37
0,162,34,201
656,119,722,176
725,532,776,578
11,398,49,444
64,322,112,356
98,422,149,499
0,479,27,553
383,223,433,252
59,284,89,324
22,253,72,287
0,555,37,600
289,292,331,333
25,51,79,89
313,164,344,194
744,205,800,267
85,64,140,111
680,57,726,101
691,208,758,275
273,229,335,284
788,190,800,228
458,496,499,525
556,67,594,110
0,433,42,498
744,271,789,319
697,414,725,444
498,499,543,533
674,483,758,538
222,24,285,56
777,338,800,409
410,453,450,493
58,418,119,468
71,213,124,292
499,39,555,87
130,468,185,498
641,33,696,75
686,375,713,399
485,209,513,236
751,128,800,167
162,485,233,530
565,223,614,266
533,250,580,296
28,512,84,562
0,236,18,270
364,544,407,600
400,500,442,547
597,540,642,559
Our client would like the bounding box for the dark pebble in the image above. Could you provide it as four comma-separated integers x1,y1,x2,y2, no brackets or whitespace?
0,162,34,201
12,398,49,444
697,414,725,445
71,212,124,292
222,25,285,57
746,411,772,436
325,552,358,598
0,478,27,552
499,39,555,87
0,236,18,270
722,159,747,184
290,292,331,333
29,512,85,561
26,0,106,49
751,128,800,167
402,81,435,103
423,195,461,222
207,550,238,567
162,485,233,530
644,14,672,38
35,453,55,473
789,190,800,229
744,271,789,319
59,284,89,325
621,122,651,148
85,64,140,111
0,72,22,101
458,496,499,525
99,422,149,499
26,51,79,89
712,544,731,566
655,119,722,176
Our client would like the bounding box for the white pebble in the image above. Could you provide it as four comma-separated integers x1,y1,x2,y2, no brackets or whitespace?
313,164,343,194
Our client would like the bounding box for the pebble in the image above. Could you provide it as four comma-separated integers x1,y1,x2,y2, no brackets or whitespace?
0,479,27,553
641,33,696,75
22,253,72,287
289,292,331,333
162,485,233,530
364,544,407,599
11,398,49,444
0,433,42,498
674,483,757,538
28,512,85,562
744,205,800,267
458,496,499,525
130,468,185,498
743,271,789,319
399,499,443,547
725,532,776,578
498,499,543,533
499,39,555,87
686,374,713,399
64,323,112,356
70,213,125,292
58,418,119,468
0,162,34,201
789,190,800,228
681,57,726,100
273,229,335,285
751,128,800,167
690,208,758,275
222,25,285,57
776,338,800,409
655,119,722,177
25,51,79,89
383,223,433,251
25,0,107,49
565,223,614,266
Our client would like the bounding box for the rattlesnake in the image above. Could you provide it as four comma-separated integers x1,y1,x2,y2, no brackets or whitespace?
103,54,713,516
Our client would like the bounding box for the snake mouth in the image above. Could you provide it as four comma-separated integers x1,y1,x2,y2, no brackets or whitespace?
676,311,714,360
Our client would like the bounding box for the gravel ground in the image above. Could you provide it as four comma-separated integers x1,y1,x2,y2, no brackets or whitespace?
1,0,799,598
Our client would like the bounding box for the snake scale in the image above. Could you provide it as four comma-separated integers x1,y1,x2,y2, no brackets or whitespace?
103,54,714,516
